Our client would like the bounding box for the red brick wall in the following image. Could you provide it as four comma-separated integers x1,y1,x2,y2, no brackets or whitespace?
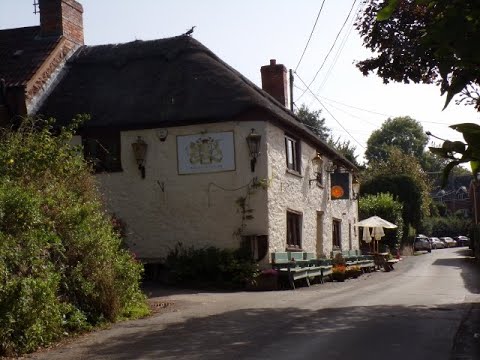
260,59,288,108
39,0,84,45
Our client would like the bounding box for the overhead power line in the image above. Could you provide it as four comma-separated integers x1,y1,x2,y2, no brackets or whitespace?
316,1,363,93
295,72,366,149
296,0,358,102
294,0,328,72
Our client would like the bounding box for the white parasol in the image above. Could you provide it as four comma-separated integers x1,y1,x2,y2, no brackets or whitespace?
355,216,397,252
362,227,373,243
354,216,398,229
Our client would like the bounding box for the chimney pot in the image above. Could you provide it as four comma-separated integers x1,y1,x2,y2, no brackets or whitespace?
261,59,288,108
39,0,84,45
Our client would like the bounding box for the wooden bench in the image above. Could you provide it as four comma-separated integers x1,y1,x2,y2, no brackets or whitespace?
354,250,376,272
271,252,310,290
304,252,333,283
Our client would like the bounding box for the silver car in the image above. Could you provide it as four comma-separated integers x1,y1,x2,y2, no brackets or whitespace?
414,237,432,252
440,237,457,248
430,237,445,249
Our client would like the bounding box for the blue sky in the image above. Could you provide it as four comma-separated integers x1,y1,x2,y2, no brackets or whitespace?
2,0,479,162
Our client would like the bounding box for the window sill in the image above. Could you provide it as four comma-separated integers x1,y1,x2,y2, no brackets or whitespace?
286,169,302,178
286,247,304,252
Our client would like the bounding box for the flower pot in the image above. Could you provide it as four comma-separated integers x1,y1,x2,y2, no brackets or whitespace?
332,272,346,282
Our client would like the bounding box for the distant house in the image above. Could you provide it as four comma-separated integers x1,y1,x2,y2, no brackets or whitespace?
1,0,360,264
431,175,472,217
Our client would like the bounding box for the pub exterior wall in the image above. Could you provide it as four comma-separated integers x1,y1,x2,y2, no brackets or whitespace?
76,119,358,262
265,122,359,258
85,121,269,261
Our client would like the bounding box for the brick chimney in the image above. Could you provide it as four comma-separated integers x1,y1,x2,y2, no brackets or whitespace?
39,0,84,45
261,59,288,108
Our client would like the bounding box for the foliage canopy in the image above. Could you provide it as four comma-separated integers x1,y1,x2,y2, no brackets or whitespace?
295,104,331,140
0,118,148,356
365,116,428,164
356,0,480,110
362,148,432,230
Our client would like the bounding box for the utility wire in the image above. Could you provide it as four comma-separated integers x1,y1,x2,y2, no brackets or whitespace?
316,1,362,93
295,72,366,149
296,0,358,102
294,0,328,72
318,96,391,117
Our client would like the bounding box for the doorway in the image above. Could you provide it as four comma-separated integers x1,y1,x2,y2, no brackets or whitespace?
316,211,324,257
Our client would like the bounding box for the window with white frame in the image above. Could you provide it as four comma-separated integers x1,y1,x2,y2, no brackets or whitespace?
285,135,301,173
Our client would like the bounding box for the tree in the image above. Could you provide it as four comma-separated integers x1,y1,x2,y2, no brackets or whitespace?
357,0,480,182
365,116,428,164
363,148,432,229
328,137,362,168
428,123,480,186
356,0,480,110
295,104,331,140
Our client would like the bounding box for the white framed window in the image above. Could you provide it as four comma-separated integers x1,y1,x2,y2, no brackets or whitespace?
285,135,301,173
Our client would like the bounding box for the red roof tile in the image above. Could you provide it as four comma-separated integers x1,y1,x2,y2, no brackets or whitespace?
0,26,60,87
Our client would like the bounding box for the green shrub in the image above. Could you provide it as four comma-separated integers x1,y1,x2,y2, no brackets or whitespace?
165,243,259,289
359,193,404,250
421,216,471,237
361,174,426,231
0,118,148,356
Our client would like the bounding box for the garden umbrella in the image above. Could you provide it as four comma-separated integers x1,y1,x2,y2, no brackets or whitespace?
355,216,397,252
362,227,372,243
354,216,397,229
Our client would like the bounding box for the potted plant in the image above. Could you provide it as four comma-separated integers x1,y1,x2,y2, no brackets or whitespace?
346,265,362,279
332,264,346,282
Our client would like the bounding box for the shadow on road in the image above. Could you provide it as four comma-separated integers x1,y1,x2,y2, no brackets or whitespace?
74,303,474,360
431,248,480,294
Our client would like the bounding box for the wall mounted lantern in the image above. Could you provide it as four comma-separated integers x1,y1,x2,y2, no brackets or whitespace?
132,136,148,179
325,160,337,173
309,153,323,186
352,177,360,200
309,172,322,186
246,128,261,172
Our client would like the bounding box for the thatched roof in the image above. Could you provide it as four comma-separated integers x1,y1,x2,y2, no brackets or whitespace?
39,35,356,169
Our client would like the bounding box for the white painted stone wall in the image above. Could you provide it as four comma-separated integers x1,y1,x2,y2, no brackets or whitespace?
83,121,269,261
265,122,359,259
77,119,358,262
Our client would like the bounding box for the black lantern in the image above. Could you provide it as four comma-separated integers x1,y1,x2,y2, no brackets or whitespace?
352,177,360,200
132,136,148,178
309,153,323,186
246,128,261,172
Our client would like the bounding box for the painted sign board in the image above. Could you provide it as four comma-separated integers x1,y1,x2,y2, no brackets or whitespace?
177,131,235,174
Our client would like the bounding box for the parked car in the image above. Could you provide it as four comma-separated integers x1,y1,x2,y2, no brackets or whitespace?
440,237,457,248
430,237,445,249
414,236,432,252
454,236,470,247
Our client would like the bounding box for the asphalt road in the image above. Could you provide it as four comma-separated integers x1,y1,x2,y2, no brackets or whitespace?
29,247,480,360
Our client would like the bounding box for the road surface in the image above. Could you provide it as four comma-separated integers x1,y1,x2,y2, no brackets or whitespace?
29,247,480,360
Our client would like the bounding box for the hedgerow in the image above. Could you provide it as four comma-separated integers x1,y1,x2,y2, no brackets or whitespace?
0,117,148,356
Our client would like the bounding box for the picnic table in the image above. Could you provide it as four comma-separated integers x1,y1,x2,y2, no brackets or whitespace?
373,252,399,272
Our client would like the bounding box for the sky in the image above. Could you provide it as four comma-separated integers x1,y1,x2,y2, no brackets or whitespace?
2,0,479,163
